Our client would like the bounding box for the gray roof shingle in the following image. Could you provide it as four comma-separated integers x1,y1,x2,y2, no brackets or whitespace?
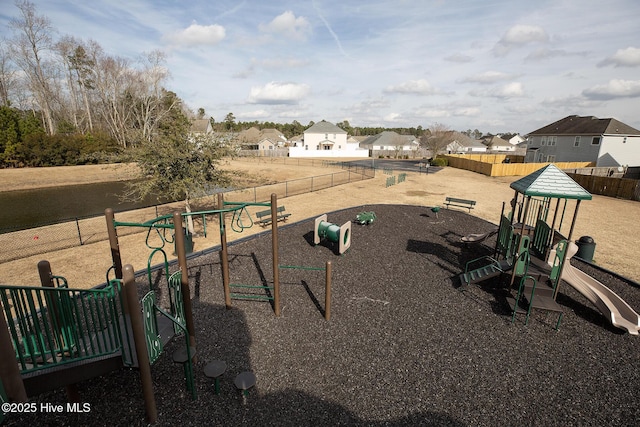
510,164,592,200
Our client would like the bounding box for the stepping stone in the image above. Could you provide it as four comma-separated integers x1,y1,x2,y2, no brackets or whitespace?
172,346,196,364
234,371,256,402
203,360,227,394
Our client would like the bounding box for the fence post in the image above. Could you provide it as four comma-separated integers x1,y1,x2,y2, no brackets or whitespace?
75,218,83,245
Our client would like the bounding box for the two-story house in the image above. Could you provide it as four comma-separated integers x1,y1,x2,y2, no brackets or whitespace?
288,120,368,158
525,115,640,167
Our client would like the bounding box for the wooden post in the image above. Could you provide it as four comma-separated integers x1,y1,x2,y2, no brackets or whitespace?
123,264,157,424
0,303,27,402
271,193,280,317
173,213,196,355
325,261,332,321
218,193,231,309
105,208,127,314
104,208,123,279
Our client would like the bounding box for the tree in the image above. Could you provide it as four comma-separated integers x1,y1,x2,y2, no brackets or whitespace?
9,0,58,135
419,123,451,159
122,92,234,232
224,112,236,131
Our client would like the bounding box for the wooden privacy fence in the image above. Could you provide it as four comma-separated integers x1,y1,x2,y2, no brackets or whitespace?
567,173,640,201
442,155,592,177
442,154,639,201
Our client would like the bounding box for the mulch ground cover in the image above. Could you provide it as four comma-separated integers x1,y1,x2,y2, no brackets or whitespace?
7,205,640,426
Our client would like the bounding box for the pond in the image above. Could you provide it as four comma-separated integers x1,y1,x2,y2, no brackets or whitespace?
0,181,169,232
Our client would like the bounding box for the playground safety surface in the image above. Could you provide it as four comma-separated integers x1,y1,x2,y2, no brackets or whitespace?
7,205,640,426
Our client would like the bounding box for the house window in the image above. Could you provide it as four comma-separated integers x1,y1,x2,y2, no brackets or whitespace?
338,145,341,149
317,145,320,150
325,134,328,139
548,136,557,146
324,145,331,150
547,155,556,162
305,145,308,150
592,137,601,145
623,137,627,143
541,136,547,146
574,136,580,147
537,152,545,162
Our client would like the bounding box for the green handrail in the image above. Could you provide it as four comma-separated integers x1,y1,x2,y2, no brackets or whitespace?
0,280,127,375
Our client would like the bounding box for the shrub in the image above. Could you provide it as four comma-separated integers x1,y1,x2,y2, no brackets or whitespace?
430,157,448,167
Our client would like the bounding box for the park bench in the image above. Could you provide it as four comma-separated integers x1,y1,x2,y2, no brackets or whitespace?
444,197,476,212
255,206,291,227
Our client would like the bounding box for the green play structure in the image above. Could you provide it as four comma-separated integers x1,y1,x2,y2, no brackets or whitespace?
459,164,594,331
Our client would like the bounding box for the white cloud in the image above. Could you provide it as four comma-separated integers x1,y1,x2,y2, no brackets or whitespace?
248,82,310,104
525,47,586,62
259,11,311,41
163,23,226,47
454,107,481,117
460,71,516,84
582,79,640,100
493,24,548,56
444,53,474,63
384,79,438,95
598,47,640,67
384,112,402,122
470,82,525,98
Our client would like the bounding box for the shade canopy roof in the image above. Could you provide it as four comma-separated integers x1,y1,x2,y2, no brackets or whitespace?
510,164,592,200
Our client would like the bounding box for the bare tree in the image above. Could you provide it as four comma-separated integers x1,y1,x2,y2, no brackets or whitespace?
92,52,134,147
419,123,452,159
129,50,172,144
9,0,58,134
0,42,18,106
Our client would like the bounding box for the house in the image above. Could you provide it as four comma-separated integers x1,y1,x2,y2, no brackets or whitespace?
190,119,213,135
500,133,526,146
359,131,420,157
445,132,487,154
237,127,287,151
481,135,517,152
288,120,369,158
525,115,640,167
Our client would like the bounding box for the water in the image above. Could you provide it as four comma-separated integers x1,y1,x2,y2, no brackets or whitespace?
0,181,168,231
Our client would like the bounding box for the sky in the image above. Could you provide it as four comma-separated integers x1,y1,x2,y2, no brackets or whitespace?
2,0,640,135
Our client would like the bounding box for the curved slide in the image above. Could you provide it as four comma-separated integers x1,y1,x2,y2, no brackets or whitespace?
561,242,640,335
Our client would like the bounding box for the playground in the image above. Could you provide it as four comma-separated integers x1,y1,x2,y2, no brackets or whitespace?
3,199,640,425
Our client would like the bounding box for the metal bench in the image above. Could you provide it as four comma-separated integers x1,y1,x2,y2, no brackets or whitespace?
444,197,476,212
255,206,291,227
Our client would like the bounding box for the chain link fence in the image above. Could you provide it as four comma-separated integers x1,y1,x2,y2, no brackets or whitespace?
0,161,375,263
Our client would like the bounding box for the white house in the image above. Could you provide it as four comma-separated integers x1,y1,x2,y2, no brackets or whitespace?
525,115,640,167
359,131,420,157
288,120,369,158
446,132,487,153
482,135,517,152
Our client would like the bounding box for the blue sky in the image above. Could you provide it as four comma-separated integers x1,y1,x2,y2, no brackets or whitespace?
2,0,640,134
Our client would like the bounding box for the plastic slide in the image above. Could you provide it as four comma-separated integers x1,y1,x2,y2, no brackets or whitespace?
561,242,640,335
